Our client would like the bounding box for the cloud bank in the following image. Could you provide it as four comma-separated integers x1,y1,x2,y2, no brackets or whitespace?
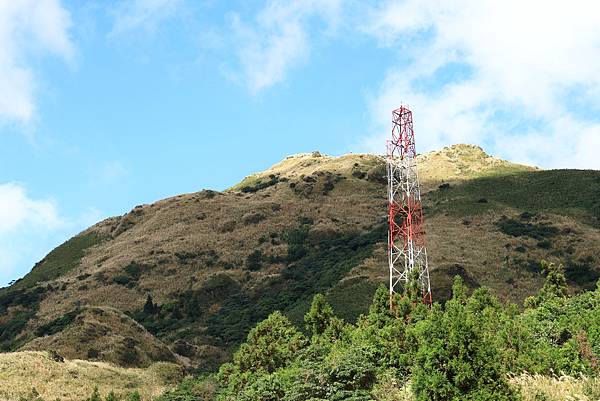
361,0,600,168
0,0,73,124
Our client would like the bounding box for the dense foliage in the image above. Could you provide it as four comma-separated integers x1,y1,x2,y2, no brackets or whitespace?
13,263,600,401
155,263,599,401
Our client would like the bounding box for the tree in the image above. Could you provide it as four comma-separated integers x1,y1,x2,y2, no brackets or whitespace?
233,311,307,374
366,285,392,327
411,276,518,401
143,294,156,315
305,294,334,337
245,250,262,271
525,261,568,308
539,261,568,299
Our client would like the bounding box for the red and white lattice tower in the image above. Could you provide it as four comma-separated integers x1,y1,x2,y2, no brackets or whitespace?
387,105,432,307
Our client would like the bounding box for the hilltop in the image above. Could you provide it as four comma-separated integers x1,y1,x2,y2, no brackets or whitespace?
1,144,599,371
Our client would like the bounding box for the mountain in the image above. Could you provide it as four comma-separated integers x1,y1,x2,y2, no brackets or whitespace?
1,144,599,371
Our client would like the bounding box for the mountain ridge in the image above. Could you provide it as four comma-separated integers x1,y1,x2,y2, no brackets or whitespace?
1,143,599,371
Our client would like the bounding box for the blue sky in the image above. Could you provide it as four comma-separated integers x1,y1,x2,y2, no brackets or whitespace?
1,0,600,286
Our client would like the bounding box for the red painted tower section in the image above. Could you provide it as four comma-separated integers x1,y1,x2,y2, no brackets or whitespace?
387,105,432,307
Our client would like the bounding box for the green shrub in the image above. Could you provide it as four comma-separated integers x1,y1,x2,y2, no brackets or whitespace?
524,261,568,308
156,377,217,401
124,262,143,280
232,311,307,374
411,277,518,401
105,392,118,401
245,250,262,271
112,275,131,286
239,175,280,193
157,261,600,401
126,392,141,401
304,294,334,337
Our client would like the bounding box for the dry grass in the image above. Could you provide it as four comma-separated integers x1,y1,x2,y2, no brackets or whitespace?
0,351,182,401
371,374,600,401
372,373,413,401
417,143,536,190
21,307,177,368
511,374,600,401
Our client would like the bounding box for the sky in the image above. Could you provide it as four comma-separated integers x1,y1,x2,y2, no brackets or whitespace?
1,0,600,287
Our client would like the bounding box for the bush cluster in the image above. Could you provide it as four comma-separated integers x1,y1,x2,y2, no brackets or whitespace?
158,262,600,400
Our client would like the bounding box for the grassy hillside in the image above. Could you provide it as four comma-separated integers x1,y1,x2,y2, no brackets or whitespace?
20,306,178,368
1,144,599,371
0,351,181,401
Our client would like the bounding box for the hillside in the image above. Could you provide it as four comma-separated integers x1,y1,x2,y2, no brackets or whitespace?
0,351,181,400
1,144,599,371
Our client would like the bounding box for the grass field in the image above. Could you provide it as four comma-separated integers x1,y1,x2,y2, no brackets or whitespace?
0,351,182,401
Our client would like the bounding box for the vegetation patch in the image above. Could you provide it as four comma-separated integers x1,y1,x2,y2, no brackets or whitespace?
0,286,48,351
513,258,544,274
245,250,263,271
130,273,241,344
433,263,480,301
204,223,386,347
239,174,280,193
159,264,600,401
325,276,379,322
426,170,600,225
112,261,149,287
496,218,559,240
564,257,600,290
12,232,106,290
366,163,387,184
34,308,81,337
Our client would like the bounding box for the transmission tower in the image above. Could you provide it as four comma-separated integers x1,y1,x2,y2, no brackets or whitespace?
386,105,432,307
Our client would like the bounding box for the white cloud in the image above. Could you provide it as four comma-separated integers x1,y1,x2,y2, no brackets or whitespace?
230,0,343,92
111,0,184,36
0,183,64,286
0,184,109,286
360,0,600,169
0,183,62,236
97,160,129,184
0,0,73,124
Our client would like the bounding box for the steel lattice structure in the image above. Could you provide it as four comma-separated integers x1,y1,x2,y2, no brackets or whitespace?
387,105,432,307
